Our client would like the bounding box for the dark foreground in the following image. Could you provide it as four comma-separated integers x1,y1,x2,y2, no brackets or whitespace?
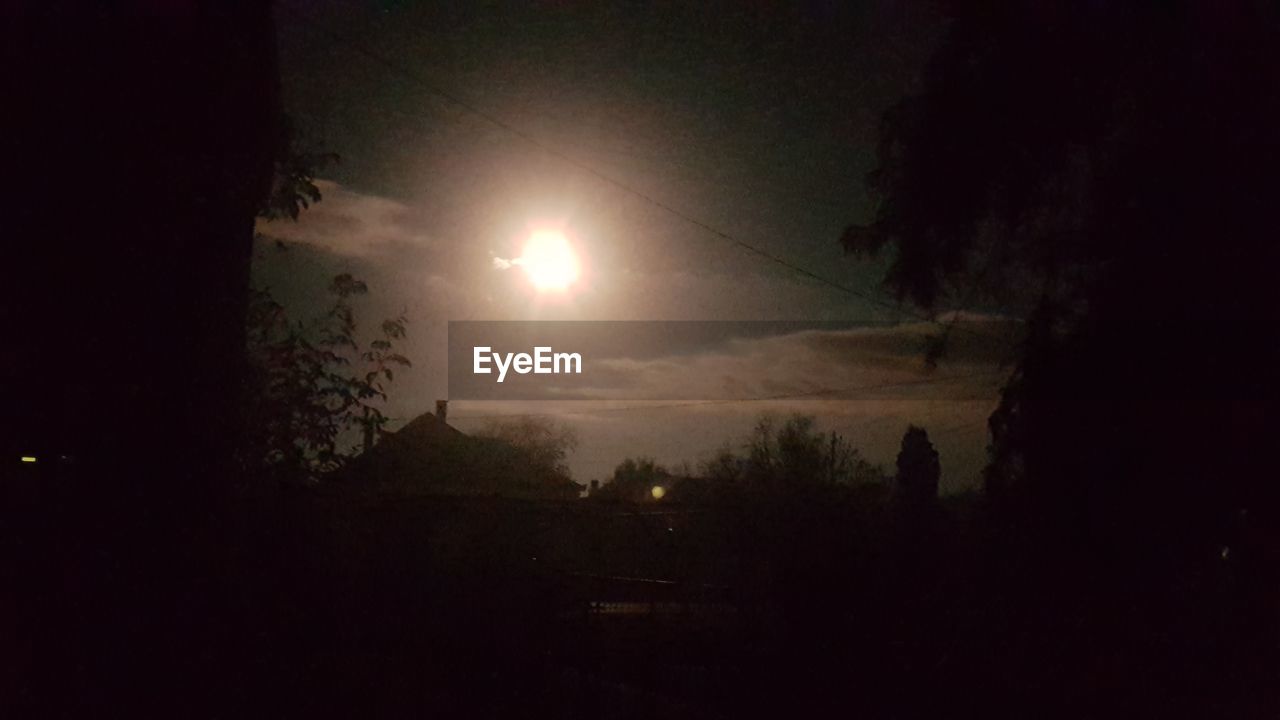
2,469,1276,719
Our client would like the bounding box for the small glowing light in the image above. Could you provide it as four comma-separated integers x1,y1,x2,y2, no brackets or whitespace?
520,229,580,292
20,456,37,463
651,485,666,500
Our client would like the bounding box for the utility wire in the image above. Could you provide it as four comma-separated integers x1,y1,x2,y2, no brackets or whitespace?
294,0,869,215
278,3,969,328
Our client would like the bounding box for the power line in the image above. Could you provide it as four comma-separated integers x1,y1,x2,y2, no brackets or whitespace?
277,2,948,326
290,0,861,212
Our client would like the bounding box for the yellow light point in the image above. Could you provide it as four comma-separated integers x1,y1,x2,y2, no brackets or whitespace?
651,485,666,500
20,456,37,463
520,229,580,292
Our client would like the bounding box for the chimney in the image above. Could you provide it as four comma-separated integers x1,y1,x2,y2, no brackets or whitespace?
435,399,448,424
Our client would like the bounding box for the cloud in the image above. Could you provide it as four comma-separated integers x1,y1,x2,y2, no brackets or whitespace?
250,181,1012,491
440,322,1010,490
255,180,436,259
558,322,1011,402
251,179,510,326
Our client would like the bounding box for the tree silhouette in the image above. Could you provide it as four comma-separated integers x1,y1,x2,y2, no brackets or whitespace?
242,273,410,483
843,3,1280,705
843,0,1279,565
745,413,884,489
259,117,339,222
700,444,744,485
472,417,580,496
596,457,671,502
894,425,939,507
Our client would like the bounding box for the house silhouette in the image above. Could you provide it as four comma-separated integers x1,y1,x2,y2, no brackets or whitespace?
341,401,579,499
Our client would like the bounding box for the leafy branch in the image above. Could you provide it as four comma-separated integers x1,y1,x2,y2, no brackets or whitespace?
241,274,411,483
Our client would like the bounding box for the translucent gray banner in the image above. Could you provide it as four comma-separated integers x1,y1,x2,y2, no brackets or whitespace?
446,320,995,401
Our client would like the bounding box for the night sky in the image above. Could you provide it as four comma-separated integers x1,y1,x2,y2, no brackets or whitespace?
257,0,1012,488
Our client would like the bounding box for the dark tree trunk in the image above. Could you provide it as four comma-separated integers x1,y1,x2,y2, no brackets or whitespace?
3,5,281,712
5,1,281,489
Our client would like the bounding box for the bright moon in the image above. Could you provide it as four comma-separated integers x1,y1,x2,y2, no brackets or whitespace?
520,229,580,292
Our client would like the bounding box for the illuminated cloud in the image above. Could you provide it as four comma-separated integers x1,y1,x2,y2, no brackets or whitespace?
250,183,1014,491
255,180,433,259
